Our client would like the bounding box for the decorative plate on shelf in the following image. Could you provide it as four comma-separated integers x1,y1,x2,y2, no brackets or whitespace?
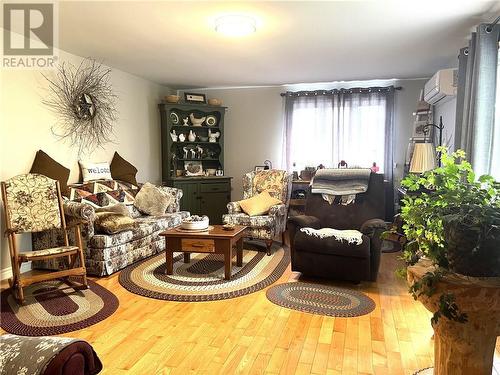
170,112,180,125
205,115,217,127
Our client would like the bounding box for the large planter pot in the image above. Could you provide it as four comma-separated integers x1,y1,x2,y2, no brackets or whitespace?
443,221,500,277
407,260,500,375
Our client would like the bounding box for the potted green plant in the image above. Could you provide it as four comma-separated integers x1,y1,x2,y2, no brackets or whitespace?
396,147,500,322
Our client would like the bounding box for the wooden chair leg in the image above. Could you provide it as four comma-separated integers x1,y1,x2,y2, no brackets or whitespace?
265,240,273,256
17,283,24,304
282,231,287,246
11,257,24,304
75,225,88,288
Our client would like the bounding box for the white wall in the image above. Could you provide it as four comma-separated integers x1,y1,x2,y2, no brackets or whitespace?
433,98,457,150
432,57,459,151
0,49,171,277
180,78,427,199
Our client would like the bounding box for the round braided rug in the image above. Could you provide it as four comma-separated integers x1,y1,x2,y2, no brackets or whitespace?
119,244,290,301
266,282,375,317
1,278,119,336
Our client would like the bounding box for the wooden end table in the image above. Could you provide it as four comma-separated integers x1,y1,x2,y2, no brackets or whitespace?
159,225,247,280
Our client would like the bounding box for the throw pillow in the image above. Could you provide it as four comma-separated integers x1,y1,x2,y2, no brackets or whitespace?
134,182,173,216
239,190,282,216
29,150,70,195
95,203,130,217
94,212,135,234
110,152,138,187
79,161,112,182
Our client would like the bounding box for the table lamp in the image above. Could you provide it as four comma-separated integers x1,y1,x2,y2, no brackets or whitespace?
409,143,436,173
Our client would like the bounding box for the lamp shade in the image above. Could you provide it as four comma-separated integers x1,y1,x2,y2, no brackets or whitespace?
410,143,436,173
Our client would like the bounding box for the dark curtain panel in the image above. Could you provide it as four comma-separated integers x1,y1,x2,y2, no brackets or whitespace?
455,23,499,176
384,89,395,219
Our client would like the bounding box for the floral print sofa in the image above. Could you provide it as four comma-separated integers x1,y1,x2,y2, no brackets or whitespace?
32,180,189,276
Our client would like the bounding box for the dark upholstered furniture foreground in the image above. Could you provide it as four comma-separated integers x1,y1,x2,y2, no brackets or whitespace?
287,173,387,282
0,334,102,375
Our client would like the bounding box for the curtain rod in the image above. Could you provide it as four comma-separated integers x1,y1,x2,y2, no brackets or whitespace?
486,15,500,32
280,86,402,97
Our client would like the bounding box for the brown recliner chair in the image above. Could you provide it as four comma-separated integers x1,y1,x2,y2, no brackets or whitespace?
287,173,387,282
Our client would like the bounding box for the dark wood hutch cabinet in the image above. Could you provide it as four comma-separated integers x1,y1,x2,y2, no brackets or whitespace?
159,102,231,224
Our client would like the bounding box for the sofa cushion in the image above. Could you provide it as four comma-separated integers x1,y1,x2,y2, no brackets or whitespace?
95,203,130,216
134,182,173,216
94,212,135,234
294,230,370,258
30,150,70,195
110,152,138,186
88,211,189,249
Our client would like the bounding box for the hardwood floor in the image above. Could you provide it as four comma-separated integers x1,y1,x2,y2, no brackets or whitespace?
2,249,499,375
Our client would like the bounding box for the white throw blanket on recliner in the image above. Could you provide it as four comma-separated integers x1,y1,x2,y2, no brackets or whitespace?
300,227,364,245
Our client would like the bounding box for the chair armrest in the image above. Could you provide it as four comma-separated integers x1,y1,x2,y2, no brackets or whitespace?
63,201,96,240
63,201,95,223
287,215,321,253
360,218,387,282
360,218,387,237
288,215,321,230
268,203,287,217
158,186,183,213
227,201,242,214
65,219,87,229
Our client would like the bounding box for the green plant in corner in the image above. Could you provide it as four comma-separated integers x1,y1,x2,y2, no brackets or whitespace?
384,147,500,324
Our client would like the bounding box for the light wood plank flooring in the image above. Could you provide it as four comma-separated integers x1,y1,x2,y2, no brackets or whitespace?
2,249,499,375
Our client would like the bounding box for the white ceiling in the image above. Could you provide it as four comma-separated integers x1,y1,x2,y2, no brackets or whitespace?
59,1,500,88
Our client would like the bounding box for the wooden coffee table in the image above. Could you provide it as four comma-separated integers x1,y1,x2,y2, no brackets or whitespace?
159,225,247,280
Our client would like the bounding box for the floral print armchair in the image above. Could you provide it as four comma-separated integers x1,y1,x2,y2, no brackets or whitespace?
223,170,292,255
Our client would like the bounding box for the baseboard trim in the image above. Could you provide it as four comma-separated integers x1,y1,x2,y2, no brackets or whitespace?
1,267,12,281
1,262,31,282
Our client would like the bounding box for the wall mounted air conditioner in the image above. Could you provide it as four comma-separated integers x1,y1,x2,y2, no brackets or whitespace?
424,68,458,105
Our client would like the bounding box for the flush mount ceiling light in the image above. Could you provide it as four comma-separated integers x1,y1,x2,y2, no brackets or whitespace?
215,15,256,37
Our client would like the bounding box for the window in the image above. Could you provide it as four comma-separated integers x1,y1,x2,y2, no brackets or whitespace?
283,90,391,174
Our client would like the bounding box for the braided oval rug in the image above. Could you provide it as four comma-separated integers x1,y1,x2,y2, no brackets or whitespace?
119,244,290,301
1,277,119,336
266,282,375,317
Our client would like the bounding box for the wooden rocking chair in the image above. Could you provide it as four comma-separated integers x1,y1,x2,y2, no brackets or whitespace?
1,173,88,304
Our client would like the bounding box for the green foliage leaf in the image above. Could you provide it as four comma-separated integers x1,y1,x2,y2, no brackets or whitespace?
399,148,499,324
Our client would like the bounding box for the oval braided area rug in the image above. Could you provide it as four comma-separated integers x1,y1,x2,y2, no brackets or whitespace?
266,282,375,317
1,278,119,336
119,245,290,301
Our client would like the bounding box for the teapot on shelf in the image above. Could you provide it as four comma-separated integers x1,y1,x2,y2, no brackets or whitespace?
188,130,196,142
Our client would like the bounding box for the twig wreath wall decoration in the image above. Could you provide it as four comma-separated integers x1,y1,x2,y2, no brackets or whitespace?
42,59,118,155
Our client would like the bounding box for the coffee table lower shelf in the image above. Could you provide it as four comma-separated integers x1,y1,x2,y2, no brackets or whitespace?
160,225,247,280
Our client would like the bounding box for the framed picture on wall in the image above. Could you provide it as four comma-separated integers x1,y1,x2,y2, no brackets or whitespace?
184,92,207,104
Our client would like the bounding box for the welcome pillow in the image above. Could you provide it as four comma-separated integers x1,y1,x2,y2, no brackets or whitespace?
239,190,282,216
79,161,112,182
